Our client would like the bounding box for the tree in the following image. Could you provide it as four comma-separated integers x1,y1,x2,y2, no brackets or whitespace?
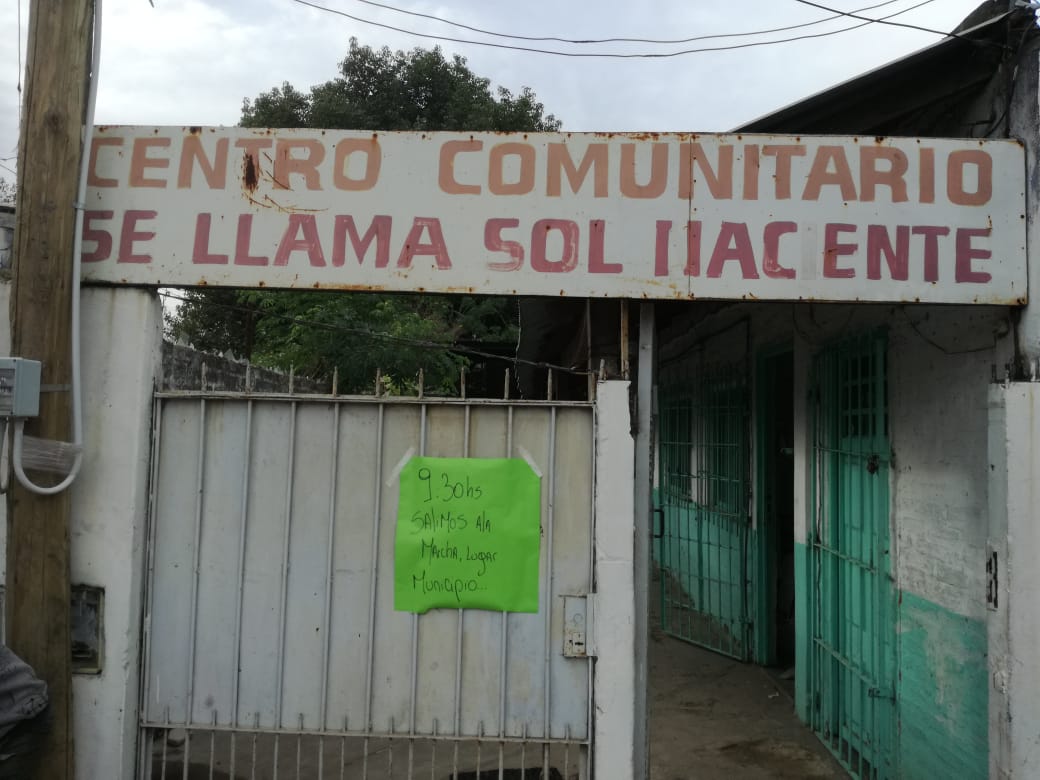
168,41,559,394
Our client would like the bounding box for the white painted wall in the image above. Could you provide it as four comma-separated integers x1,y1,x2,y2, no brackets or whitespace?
71,288,162,779
0,285,161,778
987,383,1040,779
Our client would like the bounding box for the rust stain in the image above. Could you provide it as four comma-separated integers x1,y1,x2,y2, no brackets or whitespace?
242,152,259,193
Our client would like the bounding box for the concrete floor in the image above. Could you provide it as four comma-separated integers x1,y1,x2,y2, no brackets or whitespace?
649,624,847,780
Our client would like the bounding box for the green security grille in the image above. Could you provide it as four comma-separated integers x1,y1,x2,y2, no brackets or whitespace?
809,332,896,779
657,357,750,660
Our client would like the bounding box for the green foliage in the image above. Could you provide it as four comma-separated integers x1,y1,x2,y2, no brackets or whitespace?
171,40,559,395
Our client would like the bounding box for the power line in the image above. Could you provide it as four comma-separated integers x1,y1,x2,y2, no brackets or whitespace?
160,290,594,377
343,0,908,45
290,0,943,58
790,0,1003,45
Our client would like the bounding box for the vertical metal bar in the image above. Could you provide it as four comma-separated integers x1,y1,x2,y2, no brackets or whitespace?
633,302,654,767
499,406,514,741
320,404,342,730
409,404,429,742
140,401,164,734
585,299,594,401
182,727,192,780
273,734,281,780
275,402,299,730
208,716,216,780
249,714,259,780
364,404,386,734
230,731,237,780
454,406,471,739
185,398,208,725
543,407,557,741
231,400,254,728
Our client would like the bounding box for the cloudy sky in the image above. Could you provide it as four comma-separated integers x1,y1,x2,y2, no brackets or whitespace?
0,0,999,179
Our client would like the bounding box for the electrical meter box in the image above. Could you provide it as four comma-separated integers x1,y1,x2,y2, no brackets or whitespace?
0,358,41,418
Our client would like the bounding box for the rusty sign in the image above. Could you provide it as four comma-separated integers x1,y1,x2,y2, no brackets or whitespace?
81,127,1027,304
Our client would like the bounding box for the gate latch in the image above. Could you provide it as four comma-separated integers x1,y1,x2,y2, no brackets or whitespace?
563,594,596,658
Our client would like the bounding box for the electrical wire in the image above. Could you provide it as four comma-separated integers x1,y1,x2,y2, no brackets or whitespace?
12,0,100,495
289,0,945,59
159,290,594,377
342,0,908,45
790,0,1003,46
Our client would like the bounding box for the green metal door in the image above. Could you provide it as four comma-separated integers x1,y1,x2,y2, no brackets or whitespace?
658,353,750,660
809,333,896,779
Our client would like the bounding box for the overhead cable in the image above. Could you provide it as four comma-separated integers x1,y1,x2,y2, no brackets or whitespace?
290,0,945,58
790,0,1004,45
342,0,909,45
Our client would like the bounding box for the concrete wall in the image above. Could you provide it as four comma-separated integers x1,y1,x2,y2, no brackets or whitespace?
72,288,163,779
0,283,162,779
657,299,1011,776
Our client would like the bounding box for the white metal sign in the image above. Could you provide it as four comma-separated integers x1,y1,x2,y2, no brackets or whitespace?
81,127,1027,304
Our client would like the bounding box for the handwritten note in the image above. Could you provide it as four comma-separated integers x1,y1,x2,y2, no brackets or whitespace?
394,456,541,614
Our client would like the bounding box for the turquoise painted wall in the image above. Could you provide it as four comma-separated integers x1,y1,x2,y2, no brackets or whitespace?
793,555,988,778
897,591,988,779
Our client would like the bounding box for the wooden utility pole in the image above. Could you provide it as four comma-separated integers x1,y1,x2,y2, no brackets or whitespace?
10,1,93,777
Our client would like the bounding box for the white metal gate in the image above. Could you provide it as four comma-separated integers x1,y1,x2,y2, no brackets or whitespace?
138,390,595,779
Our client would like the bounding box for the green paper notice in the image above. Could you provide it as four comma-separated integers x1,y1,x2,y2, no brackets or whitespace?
394,456,541,614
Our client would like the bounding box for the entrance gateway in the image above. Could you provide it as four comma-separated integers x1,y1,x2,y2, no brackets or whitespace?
83,128,1025,779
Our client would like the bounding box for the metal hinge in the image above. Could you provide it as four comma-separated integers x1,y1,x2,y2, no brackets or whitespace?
563,594,596,658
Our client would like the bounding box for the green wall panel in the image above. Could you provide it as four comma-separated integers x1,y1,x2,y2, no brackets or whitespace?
897,591,988,779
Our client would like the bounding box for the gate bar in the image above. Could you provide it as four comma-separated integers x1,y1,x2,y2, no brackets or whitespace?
231,400,254,726
275,402,299,728
634,303,655,779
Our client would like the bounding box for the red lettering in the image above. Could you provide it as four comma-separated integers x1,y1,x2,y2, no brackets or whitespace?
117,210,156,263
192,214,228,264
178,136,228,189
706,222,758,279
866,225,909,281
485,219,524,272
654,221,671,277
333,139,381,191
81,210,114,262
947,150,993,206
678,143,733,200
273,140,325,191
129,137,171,188
88,137,122,188
955,227,992,283
823,223,857,278
274,214,326,266
439,140,482,194
761,145,806,200
531,219,579,273
912,226,950,283
762,222,797,279
685,221,701,277
588,220,621,273
234,215,268,266
397,218,452,269
332,215,391,267
804,147,857,201
621,143,669,199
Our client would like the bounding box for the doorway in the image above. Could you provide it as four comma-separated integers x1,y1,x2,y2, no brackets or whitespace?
755,349,796,671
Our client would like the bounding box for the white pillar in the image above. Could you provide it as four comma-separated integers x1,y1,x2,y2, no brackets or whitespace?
988,382,1040,779
72,288,162,780
593,380,636,779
